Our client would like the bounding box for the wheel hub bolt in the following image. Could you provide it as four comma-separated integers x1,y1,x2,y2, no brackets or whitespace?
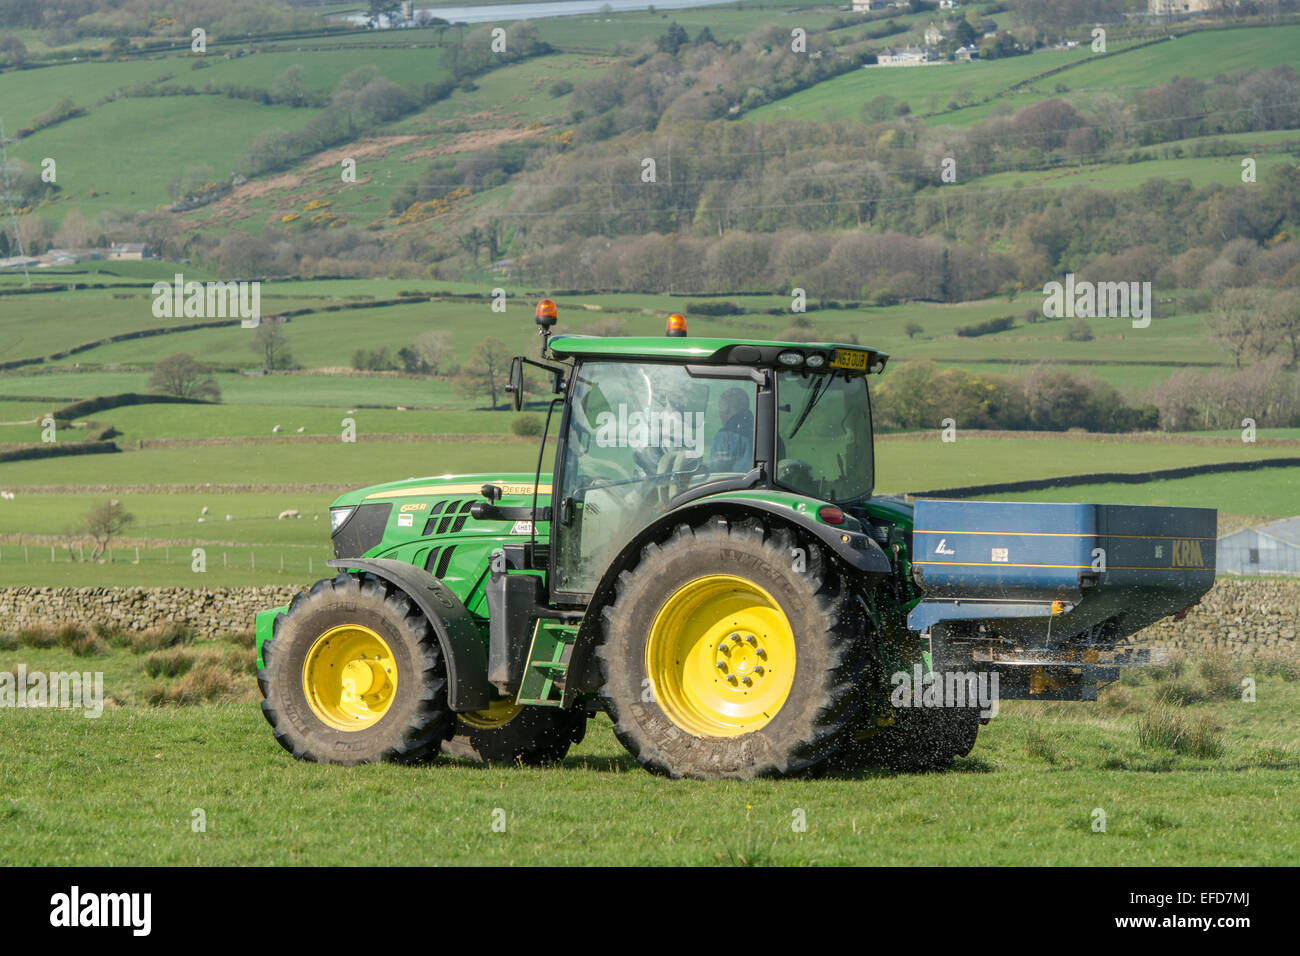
741,676,753,687
716,661,728,672
726,675,739,686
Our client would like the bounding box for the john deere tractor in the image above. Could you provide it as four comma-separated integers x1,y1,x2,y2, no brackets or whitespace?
255,300,1216,779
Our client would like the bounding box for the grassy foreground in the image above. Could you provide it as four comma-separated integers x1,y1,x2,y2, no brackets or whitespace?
1,631,1297,866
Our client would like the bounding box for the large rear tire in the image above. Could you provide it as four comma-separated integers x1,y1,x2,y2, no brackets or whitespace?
441,701,587,765
259,573,455,765
598,517,868,780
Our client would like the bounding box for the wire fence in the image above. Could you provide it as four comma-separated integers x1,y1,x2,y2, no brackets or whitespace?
0,543,332,576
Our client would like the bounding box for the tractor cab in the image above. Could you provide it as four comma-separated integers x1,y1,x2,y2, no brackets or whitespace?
507,300,891,604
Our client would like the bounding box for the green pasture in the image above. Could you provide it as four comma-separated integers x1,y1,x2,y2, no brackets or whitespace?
0,652,1296,865
0,282,1229,385
962,151,1297,193
986,466,1300,518
11,96,324,217
154,46,448,95
0,428,1283,493
0,436,548,487
747,24,1300,127
745,42,1117,125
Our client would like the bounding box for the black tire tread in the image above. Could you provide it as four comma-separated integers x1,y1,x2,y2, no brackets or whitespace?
257,572,455,766
597,516,869,780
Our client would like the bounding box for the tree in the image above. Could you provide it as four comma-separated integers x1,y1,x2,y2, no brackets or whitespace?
250,317,294,371
458,225,485,264
456,336,509,409
1264,291,1300,369
0,35,28,66
271,64,306,107
83,499,134,561
904,321,923,339
367,1,402,27
1207,288,1268,369
1064,317,1093,341
415,330,452,376
657,22,689,55
148,353,221,401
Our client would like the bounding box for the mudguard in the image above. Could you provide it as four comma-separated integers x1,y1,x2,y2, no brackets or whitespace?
326,557,492,711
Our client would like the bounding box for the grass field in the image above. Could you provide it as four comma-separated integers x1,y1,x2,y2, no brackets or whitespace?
1,632,1297,865
986,467,1300,517
962,145,1299,193
746,25,1300,127
0,274,1237,412
0,436,548,487
1,429,1293,586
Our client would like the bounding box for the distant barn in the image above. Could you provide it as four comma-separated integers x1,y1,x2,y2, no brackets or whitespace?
1218,517,1300,575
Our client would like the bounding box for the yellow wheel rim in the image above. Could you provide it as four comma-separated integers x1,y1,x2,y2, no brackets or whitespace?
645,574,796,738
459,698,525,730
301,624,398,731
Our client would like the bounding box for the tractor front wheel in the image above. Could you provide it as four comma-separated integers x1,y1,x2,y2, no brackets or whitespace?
259,573,455,765
598,517,868,780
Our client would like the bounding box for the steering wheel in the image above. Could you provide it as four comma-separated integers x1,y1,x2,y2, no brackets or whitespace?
655,453,708,507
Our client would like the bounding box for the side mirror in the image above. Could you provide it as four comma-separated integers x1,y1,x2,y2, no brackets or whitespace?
507,356,524,412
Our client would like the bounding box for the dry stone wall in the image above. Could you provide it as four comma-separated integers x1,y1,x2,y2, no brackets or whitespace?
0,578,1296,653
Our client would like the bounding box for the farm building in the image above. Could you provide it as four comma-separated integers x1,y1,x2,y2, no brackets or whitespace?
1217,516,1300,575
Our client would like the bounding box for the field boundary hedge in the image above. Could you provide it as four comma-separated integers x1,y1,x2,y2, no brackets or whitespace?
0,441,119,463
52,393,213,421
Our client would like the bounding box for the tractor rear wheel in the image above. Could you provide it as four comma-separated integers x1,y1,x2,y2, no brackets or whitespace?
259,573,455,765
441,701,586,765
597,517,868,780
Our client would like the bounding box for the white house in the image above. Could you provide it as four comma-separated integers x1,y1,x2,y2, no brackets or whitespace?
1148,0,1230,13
875,47,939,67
1217,516,1300,575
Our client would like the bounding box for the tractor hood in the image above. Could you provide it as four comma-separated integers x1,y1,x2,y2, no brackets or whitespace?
333,473,553,508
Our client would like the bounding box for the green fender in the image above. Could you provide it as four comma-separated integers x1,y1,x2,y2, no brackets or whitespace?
325,558,492,712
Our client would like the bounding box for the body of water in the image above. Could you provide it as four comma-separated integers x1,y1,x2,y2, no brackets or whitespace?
342,0,730,27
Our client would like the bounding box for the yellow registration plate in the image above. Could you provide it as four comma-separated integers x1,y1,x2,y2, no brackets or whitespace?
828,348,870,371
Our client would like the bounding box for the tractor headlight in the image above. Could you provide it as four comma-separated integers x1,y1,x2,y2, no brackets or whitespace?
777,351,804,367
329,507,356,535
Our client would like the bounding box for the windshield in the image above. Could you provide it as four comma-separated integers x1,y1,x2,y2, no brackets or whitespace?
775,370,873,503
555,361,756,594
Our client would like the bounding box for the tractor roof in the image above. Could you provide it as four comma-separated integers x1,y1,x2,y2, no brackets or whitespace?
546,334,889,372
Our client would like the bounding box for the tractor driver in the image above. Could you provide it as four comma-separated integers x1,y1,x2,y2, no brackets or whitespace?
708,387,754,474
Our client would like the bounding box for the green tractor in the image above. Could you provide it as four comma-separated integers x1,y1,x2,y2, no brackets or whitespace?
255,300,1215,779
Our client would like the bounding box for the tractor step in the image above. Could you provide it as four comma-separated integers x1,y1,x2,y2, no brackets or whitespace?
516,620,579,706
